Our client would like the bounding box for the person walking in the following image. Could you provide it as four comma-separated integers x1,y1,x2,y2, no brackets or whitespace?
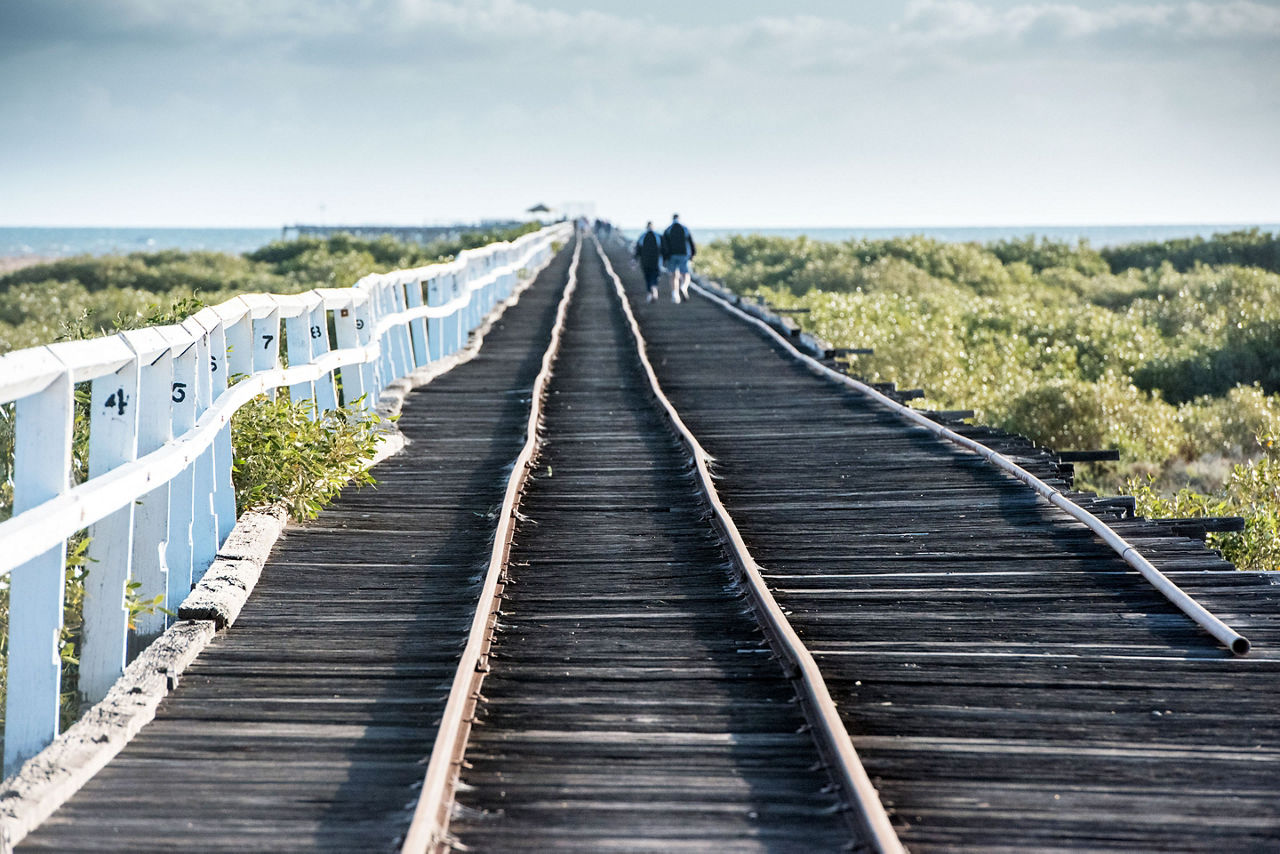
634,221,663,303
661,213,696,303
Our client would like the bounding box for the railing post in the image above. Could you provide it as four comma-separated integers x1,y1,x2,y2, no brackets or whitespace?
380,278,410,382
404,274,429,368
453,267,468,350
466,258,481,332
247,298,282,400
186,318,220,580
331,297,368,411
485,255,496,315
354,295,379,406
373,281,398,391
307,296,338,414
501,247,514,299
389,277,415,379
3,356,73,774
476,254,489,319
480,254,493,320
80,342,142,705
223,309,252,378
426,275,444,362
489,250,502,310
165,336,198,610
208,318,236,545
284,298,319,415
448,269,465,354
219,305,257,540
122,328,175,641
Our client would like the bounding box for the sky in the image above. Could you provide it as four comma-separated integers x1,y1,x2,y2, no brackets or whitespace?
1,0,1278,228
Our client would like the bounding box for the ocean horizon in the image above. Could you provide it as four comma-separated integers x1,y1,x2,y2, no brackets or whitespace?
2,223,1277,259
692,223,1280,249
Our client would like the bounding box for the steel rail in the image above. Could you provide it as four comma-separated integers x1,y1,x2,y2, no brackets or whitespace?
593,238,907,854
401,233,584,854
688,279,1250,657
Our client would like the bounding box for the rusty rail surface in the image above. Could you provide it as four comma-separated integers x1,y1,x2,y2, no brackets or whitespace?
401,234,585,853
689,279,1249,656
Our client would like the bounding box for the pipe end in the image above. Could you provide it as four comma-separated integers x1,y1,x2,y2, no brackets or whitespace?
1232,636,1251,656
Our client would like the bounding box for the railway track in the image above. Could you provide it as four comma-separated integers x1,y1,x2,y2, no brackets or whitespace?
405,235,892,851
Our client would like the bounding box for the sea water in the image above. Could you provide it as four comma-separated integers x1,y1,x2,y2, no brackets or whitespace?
0,227,282,258
2,224,1277,259
691,224,1280,249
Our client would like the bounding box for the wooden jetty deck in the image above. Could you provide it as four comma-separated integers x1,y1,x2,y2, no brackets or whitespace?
16,233,1280,852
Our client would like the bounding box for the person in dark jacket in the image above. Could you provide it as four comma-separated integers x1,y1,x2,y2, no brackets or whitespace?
660,213,696,303
634,221,663,303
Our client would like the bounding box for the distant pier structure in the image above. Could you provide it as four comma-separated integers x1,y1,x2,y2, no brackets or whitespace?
282,221,524,244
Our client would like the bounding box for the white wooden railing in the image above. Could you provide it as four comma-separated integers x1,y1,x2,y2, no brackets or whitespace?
0,222,571,773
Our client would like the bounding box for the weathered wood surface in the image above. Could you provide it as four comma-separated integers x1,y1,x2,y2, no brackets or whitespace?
446,243,854,851
606,240,1280,851
18,247,576,852
0,620,216,851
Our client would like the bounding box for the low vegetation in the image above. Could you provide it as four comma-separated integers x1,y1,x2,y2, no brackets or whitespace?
1129,436,1279,577
1100,228,1280,276
231,394,384,521
0,223,540,353
698,229,1280,571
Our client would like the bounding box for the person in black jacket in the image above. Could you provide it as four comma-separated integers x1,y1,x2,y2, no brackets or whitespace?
634,222,663,303
660,213,696,303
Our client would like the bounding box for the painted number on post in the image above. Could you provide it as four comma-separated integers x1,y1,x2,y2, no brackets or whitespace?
171,382,187,403
104,388,129,416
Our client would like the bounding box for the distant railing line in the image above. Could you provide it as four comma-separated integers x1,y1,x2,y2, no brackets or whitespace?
0,223,572,775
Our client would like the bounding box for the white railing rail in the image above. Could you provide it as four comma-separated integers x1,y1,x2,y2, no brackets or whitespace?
0,222,572,773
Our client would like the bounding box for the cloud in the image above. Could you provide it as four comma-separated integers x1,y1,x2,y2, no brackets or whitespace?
0,0,1277,227
897,0,1280,48
4,0,1277,82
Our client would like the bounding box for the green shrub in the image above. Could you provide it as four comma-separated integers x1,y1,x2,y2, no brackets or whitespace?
1180,385,1280,459
1130,435,1280,572
997,376,1187,464
989,236,1109,275
231,393,384,520
1102,228,1280,274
